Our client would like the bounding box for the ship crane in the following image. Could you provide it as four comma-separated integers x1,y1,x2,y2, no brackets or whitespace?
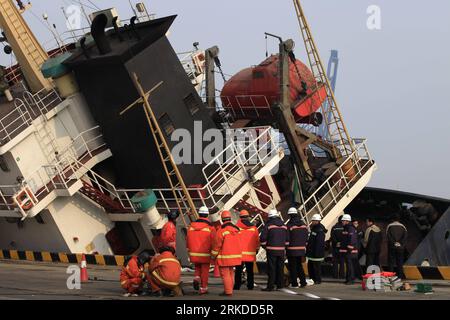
0,0,52,92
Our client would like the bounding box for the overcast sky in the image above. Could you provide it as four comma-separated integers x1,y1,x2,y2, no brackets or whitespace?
2,0,449,199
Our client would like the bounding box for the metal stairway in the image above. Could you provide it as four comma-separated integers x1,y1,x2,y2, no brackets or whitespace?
79,179,132,213
235,200,269,221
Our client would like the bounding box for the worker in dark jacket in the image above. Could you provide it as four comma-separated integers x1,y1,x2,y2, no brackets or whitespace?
330,216,345,279
386,214,407,279
260,209,289,291
363,217,382,272
286,207,308,288
341,214,358,284
352,220,364,280
306,214,327,285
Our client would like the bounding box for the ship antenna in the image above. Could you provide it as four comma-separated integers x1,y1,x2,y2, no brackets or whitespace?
265,33,268,58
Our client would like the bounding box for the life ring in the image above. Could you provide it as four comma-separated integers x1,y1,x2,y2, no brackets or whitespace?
15,188,35,211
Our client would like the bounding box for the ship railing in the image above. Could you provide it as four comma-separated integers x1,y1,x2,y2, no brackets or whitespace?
177,49,205,85
0,88,62,146
4,64,22,85
297,139,374,224
57,126,106,167
117,126,282,214
219,95,274,119
22,87,62,116
147,178,277,216
0,127,107,212
4,42,72,85
202,126,279,202
72,160,136,212
0,98,33,145
2,125,280,215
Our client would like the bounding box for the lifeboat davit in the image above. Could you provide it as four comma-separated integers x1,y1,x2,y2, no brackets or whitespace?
220,55,327,123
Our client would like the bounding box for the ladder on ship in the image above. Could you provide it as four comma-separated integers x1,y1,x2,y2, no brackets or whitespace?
0,0,52,92
291,1,376,229
120,73,199,226
33,118,59,165
293,0,353,159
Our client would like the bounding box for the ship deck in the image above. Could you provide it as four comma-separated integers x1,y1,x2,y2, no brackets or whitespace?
0,145,108,211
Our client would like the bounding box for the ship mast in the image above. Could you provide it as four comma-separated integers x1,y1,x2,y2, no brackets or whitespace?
0,0,52,92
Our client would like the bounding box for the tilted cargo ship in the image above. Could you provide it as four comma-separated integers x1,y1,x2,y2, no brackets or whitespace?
0,0,447,267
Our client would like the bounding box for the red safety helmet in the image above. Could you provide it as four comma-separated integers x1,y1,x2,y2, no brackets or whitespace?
239,210,250,218
221,210,231,220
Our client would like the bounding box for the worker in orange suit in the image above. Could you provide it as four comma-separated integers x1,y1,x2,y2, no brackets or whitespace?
186,206,216,295
120,250,152,297
234,210,260,290
211,210,242,296
147,246,183,297
160,211,179,252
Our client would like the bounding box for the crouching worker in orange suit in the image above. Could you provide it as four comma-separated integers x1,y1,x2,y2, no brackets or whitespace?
147,246,183,297
120,250,152,297
211,211,242,296
186,206,216,295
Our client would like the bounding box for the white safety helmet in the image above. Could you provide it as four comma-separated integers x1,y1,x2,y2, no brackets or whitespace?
341,214,352,222
268,209,279,218
311,214,322,221
198,206,209,217
287,207,298,215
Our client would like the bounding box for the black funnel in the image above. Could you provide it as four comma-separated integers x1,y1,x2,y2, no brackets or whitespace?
91,14,112,55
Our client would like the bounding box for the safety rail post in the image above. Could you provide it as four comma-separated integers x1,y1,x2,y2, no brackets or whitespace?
0,120,8,141
325,179,337,205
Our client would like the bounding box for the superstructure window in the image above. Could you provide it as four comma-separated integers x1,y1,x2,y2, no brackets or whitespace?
183,93,200,116
159,113,175,136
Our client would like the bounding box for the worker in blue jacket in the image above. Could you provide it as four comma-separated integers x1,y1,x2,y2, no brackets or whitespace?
306,214,327,285
260,209,289,291
330,215,345,279
286,207,308,288
341,214,358,285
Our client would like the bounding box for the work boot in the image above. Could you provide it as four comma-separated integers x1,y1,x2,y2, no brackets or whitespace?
162,288,173,297
173,285,184,297
219,292,232,297
193,279,200,291
150,290,162,297
139,290,150,296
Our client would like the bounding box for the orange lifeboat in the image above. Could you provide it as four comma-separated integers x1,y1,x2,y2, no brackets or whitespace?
220,55,326,124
